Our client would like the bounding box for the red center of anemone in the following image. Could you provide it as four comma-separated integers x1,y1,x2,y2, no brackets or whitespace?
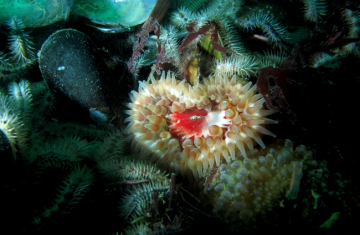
170,109,208,137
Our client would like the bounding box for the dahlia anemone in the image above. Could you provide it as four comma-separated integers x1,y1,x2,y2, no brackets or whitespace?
203,139,313,224
125,71,278,179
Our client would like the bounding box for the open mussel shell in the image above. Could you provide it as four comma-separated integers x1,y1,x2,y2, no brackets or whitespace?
73,0,170,32
0,0,72,27
38,29,111,123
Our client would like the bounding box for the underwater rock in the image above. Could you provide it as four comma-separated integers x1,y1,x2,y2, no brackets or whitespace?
38,28,110,123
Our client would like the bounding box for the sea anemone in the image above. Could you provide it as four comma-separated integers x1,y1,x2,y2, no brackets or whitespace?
213,55,259,78
0,93,25,157
303,0,327,23
203,139,313,225
7,16,35,65
238,12,290,50
0,106,21,155
125,71,278,179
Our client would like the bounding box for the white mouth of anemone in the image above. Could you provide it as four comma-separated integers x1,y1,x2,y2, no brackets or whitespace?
168,101,232,146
